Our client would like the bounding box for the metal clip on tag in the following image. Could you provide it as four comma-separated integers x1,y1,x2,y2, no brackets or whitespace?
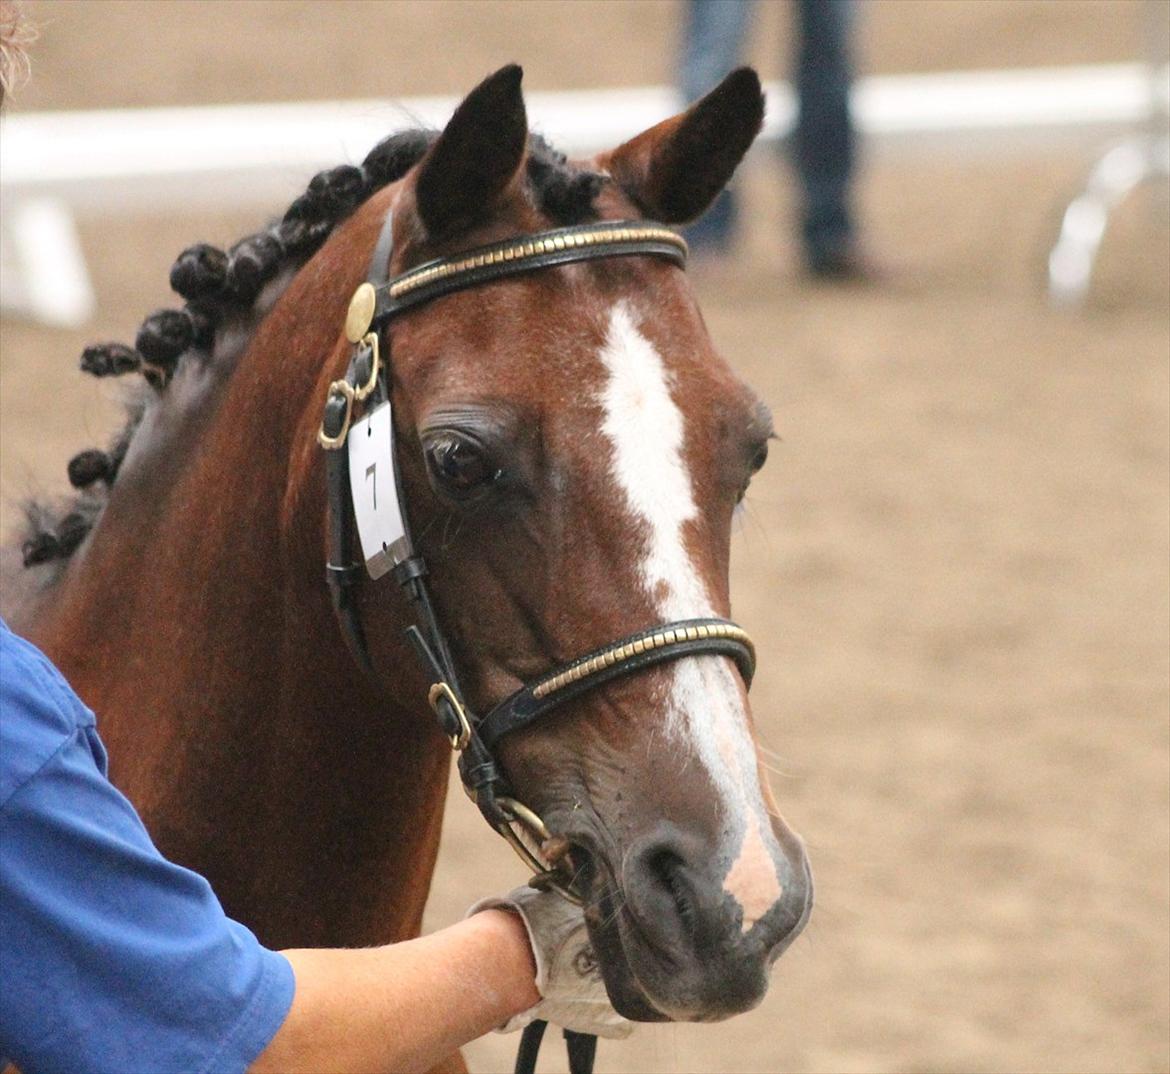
352,334,380,402
317,380,355,450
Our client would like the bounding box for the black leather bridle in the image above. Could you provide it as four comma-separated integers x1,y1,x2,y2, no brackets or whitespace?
317,209,757,1074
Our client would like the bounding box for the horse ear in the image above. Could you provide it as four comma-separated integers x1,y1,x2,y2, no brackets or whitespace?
413,64,529,239
601,67,764,224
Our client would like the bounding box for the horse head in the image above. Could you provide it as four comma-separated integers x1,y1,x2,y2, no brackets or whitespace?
323,66,812,1022
11,61,811,1027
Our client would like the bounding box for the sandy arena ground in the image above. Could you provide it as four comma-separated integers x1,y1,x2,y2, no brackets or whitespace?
1,3,1167,1072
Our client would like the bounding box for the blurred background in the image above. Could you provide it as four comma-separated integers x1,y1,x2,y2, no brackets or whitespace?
1,2,1167,1071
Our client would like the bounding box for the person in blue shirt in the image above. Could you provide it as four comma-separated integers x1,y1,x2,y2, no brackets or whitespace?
0,620,628,1073
0,24,623,1072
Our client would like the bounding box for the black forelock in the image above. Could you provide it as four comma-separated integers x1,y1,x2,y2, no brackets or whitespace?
525,133,605,225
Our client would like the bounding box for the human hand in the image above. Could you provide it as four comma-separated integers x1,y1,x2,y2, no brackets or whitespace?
468,886,633,1039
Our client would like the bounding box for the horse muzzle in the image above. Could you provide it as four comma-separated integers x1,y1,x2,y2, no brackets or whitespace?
573,819,813,1022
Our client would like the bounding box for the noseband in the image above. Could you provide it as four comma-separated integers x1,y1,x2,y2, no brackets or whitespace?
318,214,757,903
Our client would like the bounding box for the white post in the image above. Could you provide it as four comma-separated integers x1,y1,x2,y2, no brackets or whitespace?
1,197,95,328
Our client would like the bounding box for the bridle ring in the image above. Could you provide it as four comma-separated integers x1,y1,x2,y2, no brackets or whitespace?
428,681,472,751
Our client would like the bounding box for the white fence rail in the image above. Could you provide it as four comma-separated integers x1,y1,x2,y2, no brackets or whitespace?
2,63,1167,325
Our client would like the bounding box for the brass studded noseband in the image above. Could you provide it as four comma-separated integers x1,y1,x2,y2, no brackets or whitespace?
318,214,757,904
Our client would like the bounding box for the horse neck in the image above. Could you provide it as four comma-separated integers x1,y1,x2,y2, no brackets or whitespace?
30,198,452,947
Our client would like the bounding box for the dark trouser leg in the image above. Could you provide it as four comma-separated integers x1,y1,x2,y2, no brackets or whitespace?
793,0,856,268
679,0,754,250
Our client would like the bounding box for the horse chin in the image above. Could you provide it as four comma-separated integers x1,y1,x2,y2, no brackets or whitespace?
580,860,775,1023
584,883,672,1022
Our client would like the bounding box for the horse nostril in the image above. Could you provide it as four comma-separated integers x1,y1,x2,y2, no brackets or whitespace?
646,848,697,933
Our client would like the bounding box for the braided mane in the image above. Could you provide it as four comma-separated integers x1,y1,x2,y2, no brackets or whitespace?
20,130,603,569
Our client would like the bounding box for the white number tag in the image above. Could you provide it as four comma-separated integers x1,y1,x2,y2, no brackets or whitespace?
347,402,409,579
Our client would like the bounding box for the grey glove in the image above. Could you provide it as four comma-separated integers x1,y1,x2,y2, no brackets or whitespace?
468,886,633,1040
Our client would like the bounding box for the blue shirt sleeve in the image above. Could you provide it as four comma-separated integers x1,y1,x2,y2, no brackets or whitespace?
0,621,295,1074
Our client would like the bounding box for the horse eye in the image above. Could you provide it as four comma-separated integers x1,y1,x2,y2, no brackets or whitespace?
424,433,500,497
737,442,769,505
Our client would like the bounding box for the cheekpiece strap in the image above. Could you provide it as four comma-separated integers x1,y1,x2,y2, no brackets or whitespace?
477,617,756,751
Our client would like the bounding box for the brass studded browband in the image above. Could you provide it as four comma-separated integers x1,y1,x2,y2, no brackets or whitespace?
344,220,689,343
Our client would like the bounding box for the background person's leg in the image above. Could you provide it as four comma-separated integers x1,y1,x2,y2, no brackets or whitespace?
679,0,755,251
793,0,857,273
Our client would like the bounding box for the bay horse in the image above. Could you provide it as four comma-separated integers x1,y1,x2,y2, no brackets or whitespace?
1,65,811,1067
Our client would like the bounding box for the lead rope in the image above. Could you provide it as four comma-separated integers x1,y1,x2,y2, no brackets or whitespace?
514,1022,596,1074
564,1029,600,1074
514,1021,546,1074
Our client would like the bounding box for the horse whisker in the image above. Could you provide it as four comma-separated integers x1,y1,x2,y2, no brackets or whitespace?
600,891,628,932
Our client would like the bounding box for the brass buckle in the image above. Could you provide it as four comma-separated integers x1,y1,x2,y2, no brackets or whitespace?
317,330,379,450
352,332,380,403
317,379,356,450
428,681,471,751
495,795,583,906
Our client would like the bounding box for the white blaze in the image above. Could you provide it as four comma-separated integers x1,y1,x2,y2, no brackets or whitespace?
596,302,782,931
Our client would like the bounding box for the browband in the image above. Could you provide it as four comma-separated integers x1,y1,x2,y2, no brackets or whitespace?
342,220,688,346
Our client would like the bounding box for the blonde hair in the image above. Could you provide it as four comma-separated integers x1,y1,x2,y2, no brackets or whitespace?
0,0,36,105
